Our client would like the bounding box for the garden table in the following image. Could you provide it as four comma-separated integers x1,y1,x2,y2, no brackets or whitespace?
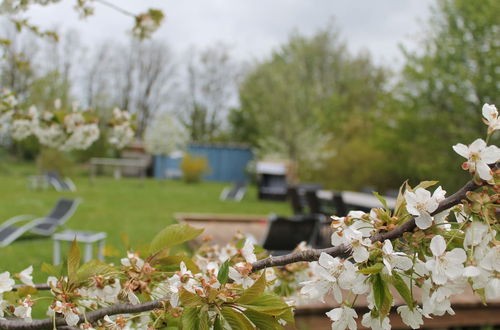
52,230,107,265
89,157,148,181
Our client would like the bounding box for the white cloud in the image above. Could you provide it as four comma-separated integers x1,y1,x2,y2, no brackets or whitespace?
24,0,433,66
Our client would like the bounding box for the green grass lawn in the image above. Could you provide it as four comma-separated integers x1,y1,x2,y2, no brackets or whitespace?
0,162,291,281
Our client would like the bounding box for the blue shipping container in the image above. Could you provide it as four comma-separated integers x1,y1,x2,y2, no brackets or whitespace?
153,143,253,182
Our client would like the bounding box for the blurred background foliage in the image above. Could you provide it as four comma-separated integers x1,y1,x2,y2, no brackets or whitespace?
1,0,499,192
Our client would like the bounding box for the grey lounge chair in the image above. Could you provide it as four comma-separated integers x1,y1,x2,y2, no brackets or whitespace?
46,171,76,192
0,198,81,247
220,181,247,201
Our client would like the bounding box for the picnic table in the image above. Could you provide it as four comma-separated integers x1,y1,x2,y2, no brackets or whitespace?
89,157,148,181
316,190,397,211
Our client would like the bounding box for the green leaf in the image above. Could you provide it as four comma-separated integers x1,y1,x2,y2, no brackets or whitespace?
67,239,80,283
237,273,266,304
41,262,61,277
76,260,116,284
372,192,389,211
277,307,295,325
358,263,384,275
372,274,392,318
149,224,204,255
217,260,230,285
182,306,209,330
243,310,283,329
240,293,290,316
16,286,37,297
392,272,414,309
179,288,204,307
213,314,224,330
415,181,438,190
220,307,255,330
3,291,17,304
156,255,200,273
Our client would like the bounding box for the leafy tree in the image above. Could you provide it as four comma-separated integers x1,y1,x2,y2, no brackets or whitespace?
387,0,500,190
233,26,390,188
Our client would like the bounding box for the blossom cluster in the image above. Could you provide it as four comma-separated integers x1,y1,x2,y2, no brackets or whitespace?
294,103,499,330
0,104,497,329
0,91,135,151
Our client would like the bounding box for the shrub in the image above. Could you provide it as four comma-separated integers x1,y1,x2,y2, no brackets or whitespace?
36,148,74,176
180,153,209,183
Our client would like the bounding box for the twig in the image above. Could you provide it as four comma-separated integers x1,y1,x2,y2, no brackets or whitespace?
0,299,166,329
95,0,136,17
12,284,50,291
251,179,480,272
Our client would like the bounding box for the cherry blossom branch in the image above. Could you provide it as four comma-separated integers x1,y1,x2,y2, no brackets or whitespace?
251,179,481,272
0,299,167,330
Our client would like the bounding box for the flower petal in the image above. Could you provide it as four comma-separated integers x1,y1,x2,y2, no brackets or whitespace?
430,235,446,256
452,143,469,158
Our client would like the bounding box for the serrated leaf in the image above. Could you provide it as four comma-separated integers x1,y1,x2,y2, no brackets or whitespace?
16,286,37,297
221,307,255,330
182,306,209,330
358,263,384,275
237,273,266,304
392,272,414,309
243,310,283,329
76,260,116,284
67,239,80,283
240,293,290,316
179,288,204,307
41,262,61,276
217,260,230,285
156,255,200,273
149,224,203,255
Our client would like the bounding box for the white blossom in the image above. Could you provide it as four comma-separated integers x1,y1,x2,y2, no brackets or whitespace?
453,138,500,181
397,306,424,329
404,186,446,229
300,253,344,303
381,240,412,274
18,265,34,286
228,264,254,289
361,312,390,330
482,103,500,133
464,221,490,247
121,252,145,270
479,245,500,272
11,119,32,140
326,306,357,330
0,272,14,293
241,239,257,264
13,297,32,321
425,235,466,285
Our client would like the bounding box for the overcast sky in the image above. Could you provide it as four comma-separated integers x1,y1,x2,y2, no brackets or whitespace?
25,0,435,67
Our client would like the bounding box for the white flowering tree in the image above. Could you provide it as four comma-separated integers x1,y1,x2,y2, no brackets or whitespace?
0,92,135,152
0,103,497,329
144,113,189,156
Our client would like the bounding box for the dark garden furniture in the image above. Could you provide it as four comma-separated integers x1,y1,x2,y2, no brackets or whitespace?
261,213,326,255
